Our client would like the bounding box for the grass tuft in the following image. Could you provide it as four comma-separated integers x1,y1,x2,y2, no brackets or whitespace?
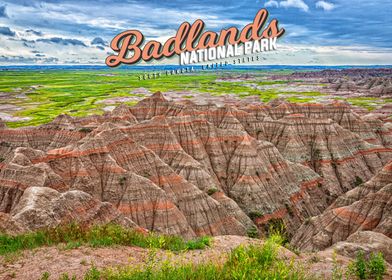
347,250,386,280
83,232,305,280
0,223,211,256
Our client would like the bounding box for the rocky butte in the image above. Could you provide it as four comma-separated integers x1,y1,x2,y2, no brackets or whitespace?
0,92,391,264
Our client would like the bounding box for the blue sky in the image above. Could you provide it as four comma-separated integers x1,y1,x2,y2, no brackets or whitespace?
0,0,391,65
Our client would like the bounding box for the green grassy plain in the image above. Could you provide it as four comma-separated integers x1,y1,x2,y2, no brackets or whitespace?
0,70,285,127
1,70,389,128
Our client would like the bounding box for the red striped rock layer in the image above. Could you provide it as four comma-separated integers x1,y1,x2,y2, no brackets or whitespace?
257,114,390,198
291,161,392,252
1,92,391,238
139,114,326,232
0,186,138,235
281,69,392,98
128,94,391,198
330,161,392,209
0,114,323,236
0,105,140,155
241,102,392,148
39,131,248,238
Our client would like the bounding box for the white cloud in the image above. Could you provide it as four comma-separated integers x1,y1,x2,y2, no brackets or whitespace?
315,1,335,11
264,0,309,12
248,43,392,65
265,1,279,8
280,0,309,12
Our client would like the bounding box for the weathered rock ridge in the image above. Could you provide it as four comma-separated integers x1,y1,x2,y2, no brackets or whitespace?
1,93,391,243
291,161,392,255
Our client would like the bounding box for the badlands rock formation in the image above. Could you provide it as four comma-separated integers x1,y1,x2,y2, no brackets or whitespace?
0,93,391,246
282,68,392,98
291,161,392,254
0,186,137,235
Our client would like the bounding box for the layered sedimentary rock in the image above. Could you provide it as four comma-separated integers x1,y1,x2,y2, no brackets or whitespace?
329,77,392,97
291,161,392,252
1,92,391,239
332,231,392,263
287,68,392,79
242,101,392,148
271,69,392,101
0,186,137,235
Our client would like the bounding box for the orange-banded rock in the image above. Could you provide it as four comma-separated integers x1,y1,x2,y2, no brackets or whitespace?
0,186,137,234
0,122,86,153
291,161,392,252
30,126,247,238
164,114,327,234
241,101,392,148
331,161,392,208
331,231,392,264
1,92,391,239
129,91,185,121
255,113,390,198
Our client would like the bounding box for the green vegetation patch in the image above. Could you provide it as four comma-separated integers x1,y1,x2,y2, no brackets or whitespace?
81,232,306,280
334,97,392,111
2,70,386,128
348,251,386,280
0,70,329,128
0,223,211,256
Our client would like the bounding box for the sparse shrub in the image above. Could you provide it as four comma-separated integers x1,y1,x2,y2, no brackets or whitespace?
207,187,218,196
309,254,320,263
368,252,386,280
313,149,321,159
246,226,259,238
0,223,212,256
264,218,290,245
248,210,263,220
354,250,368,279
332,251,344,280
63,241,81,250
118,176,126,186
354,176,364,187
0,141,11,147
348,250,386,280
84,266,100,280
0,157,4,162
79,127,92,133
284,202,294,216
83,232,306,279
185,236,211,250
284,243,300,256
59,273,76,280
40,272,50,280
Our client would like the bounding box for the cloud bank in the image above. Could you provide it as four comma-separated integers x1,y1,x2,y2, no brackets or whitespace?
0,0,390,65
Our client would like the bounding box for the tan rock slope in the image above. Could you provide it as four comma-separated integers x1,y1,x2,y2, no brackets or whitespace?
285,68,392,98
291,161,392,255
0,93,391,242
0,186,137,235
